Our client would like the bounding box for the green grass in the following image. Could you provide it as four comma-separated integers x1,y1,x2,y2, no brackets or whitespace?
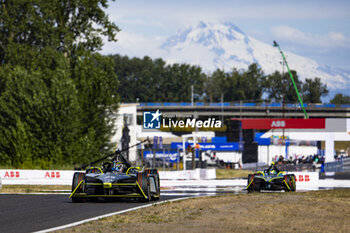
57,189,350,233
216,169,252,179
0,185,71,193
321,141,350,151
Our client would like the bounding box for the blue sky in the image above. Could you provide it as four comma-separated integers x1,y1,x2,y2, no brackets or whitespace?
103,0,350,71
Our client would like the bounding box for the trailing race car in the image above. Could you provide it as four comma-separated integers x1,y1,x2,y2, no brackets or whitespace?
69,140,160,202
246,162,296,192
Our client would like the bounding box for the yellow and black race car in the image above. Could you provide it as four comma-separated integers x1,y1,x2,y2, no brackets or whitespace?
246,163,296,192
70,141,160,202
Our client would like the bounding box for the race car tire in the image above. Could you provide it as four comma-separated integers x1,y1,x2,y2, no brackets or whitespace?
154,174,161,200
138,172,151,202
71,172,86,203
289,174,296,191
247,174,254,193
146,169,160,200
151,174,160,201
284,175,296,192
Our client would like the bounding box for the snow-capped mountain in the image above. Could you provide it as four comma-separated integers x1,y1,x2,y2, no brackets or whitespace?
160,22,350,90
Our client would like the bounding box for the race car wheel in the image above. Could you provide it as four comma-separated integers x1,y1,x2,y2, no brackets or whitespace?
290,175,296,191
154,174,161,200
71,172,86,203
144,182,151,202
146,169,160,200
247,174,254,193
138,172,151,202
284,175,296,192
151,174,160,201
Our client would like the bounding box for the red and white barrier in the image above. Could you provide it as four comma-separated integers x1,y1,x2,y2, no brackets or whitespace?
0,169,316,188
290,172,319,190
0,169,76,185
0,168,217,185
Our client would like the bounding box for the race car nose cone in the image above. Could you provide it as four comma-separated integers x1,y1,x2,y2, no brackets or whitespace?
103,182,112,189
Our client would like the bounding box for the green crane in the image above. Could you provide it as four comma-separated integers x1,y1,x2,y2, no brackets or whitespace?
273,41,308,119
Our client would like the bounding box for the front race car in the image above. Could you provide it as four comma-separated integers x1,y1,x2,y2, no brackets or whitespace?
69,140,160,202
246,170,296,192
70,166,160,202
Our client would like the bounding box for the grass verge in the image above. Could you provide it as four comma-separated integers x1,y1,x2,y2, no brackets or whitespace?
56,189,350,233
216,169,252,179
0,185,71,193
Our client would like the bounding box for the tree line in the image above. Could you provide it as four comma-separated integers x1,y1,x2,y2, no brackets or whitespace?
113,55,349,104
0,1,349,169
0,0,119,168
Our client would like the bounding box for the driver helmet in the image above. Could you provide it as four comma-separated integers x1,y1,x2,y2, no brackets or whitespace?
270,170,277,175
114,162,125,173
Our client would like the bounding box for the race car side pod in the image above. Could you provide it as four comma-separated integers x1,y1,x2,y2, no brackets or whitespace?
69,180,84,198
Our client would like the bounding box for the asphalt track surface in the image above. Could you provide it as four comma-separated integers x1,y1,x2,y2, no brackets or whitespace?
0,194,189,233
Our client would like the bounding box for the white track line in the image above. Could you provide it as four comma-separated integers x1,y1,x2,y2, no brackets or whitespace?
33,196,194,233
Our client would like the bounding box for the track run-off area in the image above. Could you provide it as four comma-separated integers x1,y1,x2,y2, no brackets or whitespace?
1,178,350,232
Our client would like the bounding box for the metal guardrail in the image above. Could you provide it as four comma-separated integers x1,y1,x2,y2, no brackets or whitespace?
243,162,315,172
138,102,350,108
242,159,350,173
324,157,350,172
324,160,343,172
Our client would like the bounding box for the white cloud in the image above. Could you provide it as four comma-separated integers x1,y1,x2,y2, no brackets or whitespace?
101,30,165,58
107,0,350,27
102,1,350,71
328,31,346,41
270,25,350,49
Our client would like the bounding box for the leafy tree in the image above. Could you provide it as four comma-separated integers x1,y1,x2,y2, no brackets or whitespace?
238,63,264,101
330,93,350,105
113,55,205,102
0,1,119,167
72,52,119,163
0,49,81,167
0,0,119,62
263,70,303,103
226,68,243,101
113,55,158,102
302,78,328,103
204,64,264,102
205,69,228,102
163,63,205,102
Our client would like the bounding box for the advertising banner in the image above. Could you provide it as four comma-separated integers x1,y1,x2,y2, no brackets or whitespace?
0,169,76,185
240,118,325,129
144,150,179,162
291,172,319,190
171,142,239,151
